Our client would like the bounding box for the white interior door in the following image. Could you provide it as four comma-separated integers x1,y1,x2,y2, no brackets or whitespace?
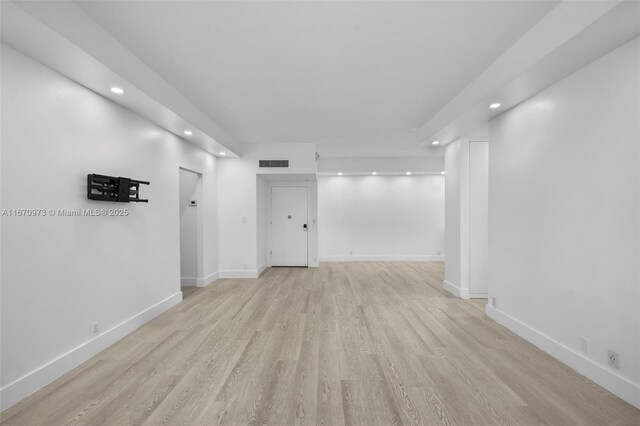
271,186,308,267
469,141,489,297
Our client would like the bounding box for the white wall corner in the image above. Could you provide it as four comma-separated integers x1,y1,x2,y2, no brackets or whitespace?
257,264,269,277
181,277,198,286
0,292,183,411
198,271,220,287
443,280,470,299
486,304,640,409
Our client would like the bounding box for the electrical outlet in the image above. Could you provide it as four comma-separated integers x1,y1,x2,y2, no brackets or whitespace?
243,263,248,270
349,250,353,256
608,350,620,369
492,297,497,308
579,337,588,353
92,321,99,336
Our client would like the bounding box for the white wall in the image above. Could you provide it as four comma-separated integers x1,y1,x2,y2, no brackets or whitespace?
487,37,640,407
217,144,318,277
0,46,219,409
318,175,445,261
318,157,444,175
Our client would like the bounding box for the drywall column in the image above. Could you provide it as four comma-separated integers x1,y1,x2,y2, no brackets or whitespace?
444,137,489,299
469,141,489,296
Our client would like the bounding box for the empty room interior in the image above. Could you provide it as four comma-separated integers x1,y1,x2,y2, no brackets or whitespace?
1,1,640,425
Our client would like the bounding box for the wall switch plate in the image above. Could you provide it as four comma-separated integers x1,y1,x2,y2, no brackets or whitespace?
92,321,99,336
608,350,620,369
579,337,588,353
241,215,247,223
492,297,497,308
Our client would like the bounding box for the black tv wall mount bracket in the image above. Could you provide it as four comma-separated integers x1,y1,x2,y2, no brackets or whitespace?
87,174,149,203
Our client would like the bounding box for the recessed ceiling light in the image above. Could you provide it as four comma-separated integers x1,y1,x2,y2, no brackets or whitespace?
372,172,377,175
432,141,439,145
489,103,501,109
338,172,343,176
110,87,124,95
441,171,446,175
184,130,193,136
406,171,411,175
219,151,226,156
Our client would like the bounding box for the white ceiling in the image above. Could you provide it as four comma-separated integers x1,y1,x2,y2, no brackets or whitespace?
74,1,558,157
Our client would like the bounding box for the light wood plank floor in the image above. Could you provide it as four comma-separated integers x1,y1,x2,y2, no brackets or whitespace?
2,262,639,425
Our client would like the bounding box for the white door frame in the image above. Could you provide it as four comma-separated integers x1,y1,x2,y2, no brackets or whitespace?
268,184,310,267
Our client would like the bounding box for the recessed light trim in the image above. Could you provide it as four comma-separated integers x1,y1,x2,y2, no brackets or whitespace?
432,141,439,145
110,87,124,95
184,130,193,136
489,103,501,109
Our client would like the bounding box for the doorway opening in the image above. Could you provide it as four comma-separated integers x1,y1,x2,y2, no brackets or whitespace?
179,167,203,288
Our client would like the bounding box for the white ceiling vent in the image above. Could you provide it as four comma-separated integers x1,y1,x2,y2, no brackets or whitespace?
259,160,289,168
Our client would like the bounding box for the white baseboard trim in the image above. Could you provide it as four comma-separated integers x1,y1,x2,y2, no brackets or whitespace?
181,277,197,286
257,264,269,277
486,304,640,409
470,293,488,299
0,291,183,411
198,271,220,287
443,280,470,299
219,270,259,279
182,272,220,287
320,255,445,262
